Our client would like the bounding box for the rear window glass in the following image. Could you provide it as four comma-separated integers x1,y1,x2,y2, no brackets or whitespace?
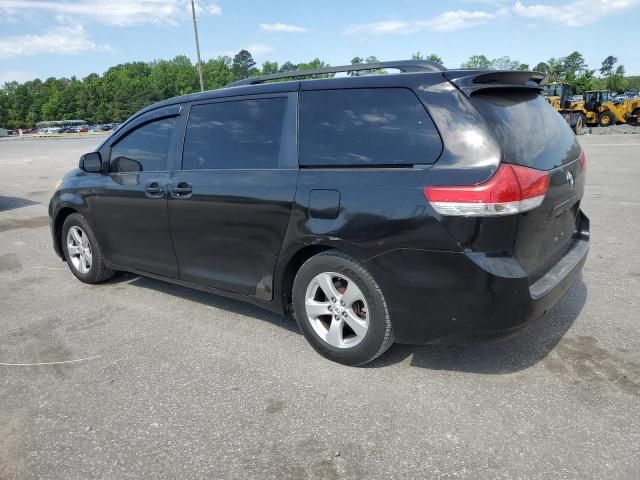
299,88,442,167
471,91,581,170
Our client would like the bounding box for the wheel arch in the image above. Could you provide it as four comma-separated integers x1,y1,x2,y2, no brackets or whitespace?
53,207,79,259
279,244,338,315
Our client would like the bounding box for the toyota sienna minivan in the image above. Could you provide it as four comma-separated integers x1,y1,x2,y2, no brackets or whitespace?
49,60,589,365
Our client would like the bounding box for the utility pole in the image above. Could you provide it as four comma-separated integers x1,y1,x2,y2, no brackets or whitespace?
191,0,204,92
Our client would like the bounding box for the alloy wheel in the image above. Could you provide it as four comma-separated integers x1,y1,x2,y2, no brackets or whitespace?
304,272,369,348
67,226,92,273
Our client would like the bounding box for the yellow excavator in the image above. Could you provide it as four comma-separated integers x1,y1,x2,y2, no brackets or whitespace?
542,83,586,134
582,90,640,126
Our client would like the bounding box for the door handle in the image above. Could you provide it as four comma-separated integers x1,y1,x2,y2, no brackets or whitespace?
145,182,165,198
170,182,193,199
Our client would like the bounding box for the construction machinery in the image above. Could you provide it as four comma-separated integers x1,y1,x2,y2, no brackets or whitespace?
542,82,586,134
582,90,640,126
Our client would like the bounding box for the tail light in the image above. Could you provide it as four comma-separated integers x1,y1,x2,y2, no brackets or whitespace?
424,164,549,217
578,148,587,170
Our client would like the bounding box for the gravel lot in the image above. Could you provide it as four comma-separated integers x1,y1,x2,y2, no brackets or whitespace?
1,135,639,479
585,124,640,135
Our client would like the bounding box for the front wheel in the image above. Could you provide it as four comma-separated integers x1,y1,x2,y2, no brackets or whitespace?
62,213,115,284
599,110,615,127
573,114,584,135
292,251,394,366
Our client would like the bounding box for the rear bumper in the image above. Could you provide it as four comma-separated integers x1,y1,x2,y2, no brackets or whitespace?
364,211,589,344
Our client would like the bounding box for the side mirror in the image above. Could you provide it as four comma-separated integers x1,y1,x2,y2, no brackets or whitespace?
80,152,102,173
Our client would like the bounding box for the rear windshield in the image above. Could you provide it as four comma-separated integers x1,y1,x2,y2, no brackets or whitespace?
299,88,442,167
471,91,581,171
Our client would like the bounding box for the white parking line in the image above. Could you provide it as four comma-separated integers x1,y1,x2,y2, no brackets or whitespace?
0,355,101,366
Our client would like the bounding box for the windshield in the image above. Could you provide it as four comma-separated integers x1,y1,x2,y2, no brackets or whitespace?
542,84,563,97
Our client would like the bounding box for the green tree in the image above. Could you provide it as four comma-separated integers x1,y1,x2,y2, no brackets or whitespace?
492,56,521,70
545,57,564,82
461,55,492,69
99,62,154,122
232,50,257,80
533,62,549,74
3,51,636,130
562,51,586,82
349,56,382,76
609,65,627,92
412,52,443,64
599,55,617,77
261,61,279,75
279,61,296,73
148,56,198,99
626,76,640,91
573,69,596,94
202,56,234,89
291,58,333,79
0,89,9,128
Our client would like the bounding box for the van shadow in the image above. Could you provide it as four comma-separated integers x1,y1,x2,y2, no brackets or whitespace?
107,273,587,375
108,272,300,334
0,196,39,212
367,279,588,374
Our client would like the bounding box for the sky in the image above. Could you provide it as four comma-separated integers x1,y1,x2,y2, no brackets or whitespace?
1,0,639,85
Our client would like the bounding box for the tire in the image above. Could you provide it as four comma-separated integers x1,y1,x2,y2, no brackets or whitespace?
572,114,584,135
61,213,115,284
292,250,394,366
632,108,640,126
599,110,615,127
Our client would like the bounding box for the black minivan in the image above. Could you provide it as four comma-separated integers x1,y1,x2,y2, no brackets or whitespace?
49,60,589,365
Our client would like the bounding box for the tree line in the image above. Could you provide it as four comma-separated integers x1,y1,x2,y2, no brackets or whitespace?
1,50,638,129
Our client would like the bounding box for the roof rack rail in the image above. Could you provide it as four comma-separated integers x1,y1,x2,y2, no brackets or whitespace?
224,60,445,88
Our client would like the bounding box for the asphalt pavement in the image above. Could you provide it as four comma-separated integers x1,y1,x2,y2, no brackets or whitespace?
1,135,639,479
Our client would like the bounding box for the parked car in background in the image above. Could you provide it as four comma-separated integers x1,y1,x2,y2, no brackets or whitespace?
49,61,589,365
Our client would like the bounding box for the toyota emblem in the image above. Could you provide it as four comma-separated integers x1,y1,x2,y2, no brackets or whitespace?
566,171,575,189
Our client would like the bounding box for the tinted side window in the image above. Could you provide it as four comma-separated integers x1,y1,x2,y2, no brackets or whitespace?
183,97,287,170
300,88,442,166
110,117,176,172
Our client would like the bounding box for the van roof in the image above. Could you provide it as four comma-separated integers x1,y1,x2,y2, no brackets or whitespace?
137,60,446,115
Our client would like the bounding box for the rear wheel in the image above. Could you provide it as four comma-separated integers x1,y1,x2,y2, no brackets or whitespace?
292,250,393,366
632,108,640,125
599,110,615,127
62,213,115,284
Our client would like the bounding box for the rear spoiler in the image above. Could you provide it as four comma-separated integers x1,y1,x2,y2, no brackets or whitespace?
444,70,546,97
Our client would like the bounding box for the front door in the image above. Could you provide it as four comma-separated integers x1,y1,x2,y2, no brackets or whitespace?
92,108,181,277
168,93,298,299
